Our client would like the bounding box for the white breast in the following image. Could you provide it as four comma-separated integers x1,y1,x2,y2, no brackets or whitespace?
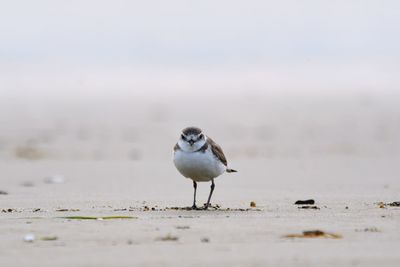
173,148,226,182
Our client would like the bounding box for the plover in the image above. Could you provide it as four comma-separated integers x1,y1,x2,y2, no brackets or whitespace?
173,127,237,209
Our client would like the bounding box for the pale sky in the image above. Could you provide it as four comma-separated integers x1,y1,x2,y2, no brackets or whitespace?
1,0,399,96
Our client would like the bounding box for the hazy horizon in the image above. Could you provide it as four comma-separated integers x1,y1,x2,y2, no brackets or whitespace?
1,1,400,96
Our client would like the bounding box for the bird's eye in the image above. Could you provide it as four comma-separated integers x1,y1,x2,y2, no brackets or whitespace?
199,134,204,139
181,134,186,140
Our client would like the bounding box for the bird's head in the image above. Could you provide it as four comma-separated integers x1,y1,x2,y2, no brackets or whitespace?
178,126,207,152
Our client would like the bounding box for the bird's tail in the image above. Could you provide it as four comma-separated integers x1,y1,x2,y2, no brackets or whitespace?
226,168,237,173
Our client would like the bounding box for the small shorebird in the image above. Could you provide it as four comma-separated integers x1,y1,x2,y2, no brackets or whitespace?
173,127,237,209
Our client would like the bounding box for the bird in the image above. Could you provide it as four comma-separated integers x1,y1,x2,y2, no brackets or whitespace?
173,126,237,210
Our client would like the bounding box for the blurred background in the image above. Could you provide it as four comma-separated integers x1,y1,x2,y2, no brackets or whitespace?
2,4,400,267
0,0,399,163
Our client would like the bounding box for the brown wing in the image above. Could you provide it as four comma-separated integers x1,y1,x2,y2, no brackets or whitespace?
207,137,227,166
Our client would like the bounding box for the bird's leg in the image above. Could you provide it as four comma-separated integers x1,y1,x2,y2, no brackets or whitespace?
204,179,215,210
192,181,197,209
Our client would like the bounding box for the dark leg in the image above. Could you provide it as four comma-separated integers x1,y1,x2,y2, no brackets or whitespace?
192,181,197,209
204,179,215,210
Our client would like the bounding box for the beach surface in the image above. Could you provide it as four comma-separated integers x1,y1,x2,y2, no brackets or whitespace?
1,93,400,266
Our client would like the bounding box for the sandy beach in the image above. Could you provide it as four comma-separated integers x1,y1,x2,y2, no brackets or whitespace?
2,1,400,265
1,93,399,266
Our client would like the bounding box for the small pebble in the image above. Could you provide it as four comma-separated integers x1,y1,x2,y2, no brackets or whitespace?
44,175,65,184
157,234,179,241
356,227,380,232
21,181,35,187
40,236,58,241
2,208,16,213
250,201,256,208
176,226,190,230
24,234,35,243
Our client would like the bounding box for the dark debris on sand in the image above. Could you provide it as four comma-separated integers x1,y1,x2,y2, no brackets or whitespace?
56,208,80,212
378,201,400,208
294,199,315,205
284,230,342,239
113,203,262,212
0,190,8,195
298,205,320,210
129,205,165,212
355,227,380,232
166,204,262,212
156,234,179,241
1,208,17,213
201,237,210,243
175,226,190,230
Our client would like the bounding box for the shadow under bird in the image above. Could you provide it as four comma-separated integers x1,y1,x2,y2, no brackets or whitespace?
173,127,237,210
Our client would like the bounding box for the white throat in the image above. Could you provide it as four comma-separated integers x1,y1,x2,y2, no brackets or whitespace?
178,136,207,152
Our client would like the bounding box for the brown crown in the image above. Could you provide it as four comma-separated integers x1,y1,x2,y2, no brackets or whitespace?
182,126,202,136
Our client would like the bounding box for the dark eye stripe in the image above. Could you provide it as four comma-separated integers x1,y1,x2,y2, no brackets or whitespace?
181,134,186,141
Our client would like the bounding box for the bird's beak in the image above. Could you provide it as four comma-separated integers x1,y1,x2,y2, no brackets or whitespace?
188,140,195,146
